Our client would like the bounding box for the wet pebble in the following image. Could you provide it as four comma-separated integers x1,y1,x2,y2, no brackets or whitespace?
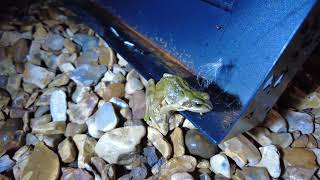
185,129,218,159
210,153,231,178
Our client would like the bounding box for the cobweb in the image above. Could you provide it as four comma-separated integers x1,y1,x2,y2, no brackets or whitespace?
197,58,223,88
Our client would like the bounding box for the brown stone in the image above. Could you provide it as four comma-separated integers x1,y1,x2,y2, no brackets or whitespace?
65,122,87,137
97,82,125,101
64,38,76,53
159,155,197,179
99,46,115,68
283,148,317,169
58,138,77,163
291,134,308,148
12,39,29,62
129,90,146,120
32,121,66,135
21,143,59,180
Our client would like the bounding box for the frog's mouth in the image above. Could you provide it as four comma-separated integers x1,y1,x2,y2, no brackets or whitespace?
179,100,213,113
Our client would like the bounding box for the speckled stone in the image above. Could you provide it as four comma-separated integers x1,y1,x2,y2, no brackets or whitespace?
185,129,218,159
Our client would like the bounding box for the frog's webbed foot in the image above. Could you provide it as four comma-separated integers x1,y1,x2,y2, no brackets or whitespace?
144,79,156,121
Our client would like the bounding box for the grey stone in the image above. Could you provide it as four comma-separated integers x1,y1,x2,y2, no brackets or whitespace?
50,89,67,121
282,109,314,134
45,34,64,51
70,64,107,86
143,146,159,167
0,155,15,173
23,63,55,89
73,34,99,51
185,129,218,159
93,102,118,132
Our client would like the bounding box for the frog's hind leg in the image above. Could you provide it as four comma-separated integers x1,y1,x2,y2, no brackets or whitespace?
144,79,156,121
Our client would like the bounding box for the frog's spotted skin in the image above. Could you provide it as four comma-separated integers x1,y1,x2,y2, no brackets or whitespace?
144,74,213,135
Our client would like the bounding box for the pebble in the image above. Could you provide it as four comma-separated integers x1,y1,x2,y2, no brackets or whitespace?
59,62,75,73
233,167,270,180
143,146,159,167
73,134,97,168
86,118,104,138
171,172,194,180
32,121,66,135
67,93,98,124
50,89,67,121
159,155,197,179
45,33,64,51
11,39,29,62
0,155,15,173
263,109,287,133
182,119,197,129
30,114,51,128
23,63,55,89
76,50,99,66
185,129,218,159
210,153,231,178
95,126,146,164
197,159,211,169
169,114,184,131
218,134,261,168
65,122,87,137
26,133,40,145
24,91,39,108
129,90,146,120
69,64,107,86
0,59,15,76
73,33,99,51
310,148,320,164
0,31,24,46
48,73,69,87
147,127,172,159
64,38,76,53
0,89,10,109
34,106,49,118
6,74,22,97
0,118,24,156
254,145,281,178
71,85,90,103
269,132,293,148
110,97,129,109
20,143,59,180
58,138,77,163
125,77,144,94
307,134,318,148
12,146,32,179
249,127,293,148
99,46,115,68
96,82,125,101
282,109,314,134
61,167,94,180
92,102,118,132
170,127,185,157
294,92,320,110
291,134,308,147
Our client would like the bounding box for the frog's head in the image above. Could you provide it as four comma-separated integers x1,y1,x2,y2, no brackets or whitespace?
178,91,213,113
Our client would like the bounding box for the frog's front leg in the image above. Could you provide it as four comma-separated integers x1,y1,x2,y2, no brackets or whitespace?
159,104,179,115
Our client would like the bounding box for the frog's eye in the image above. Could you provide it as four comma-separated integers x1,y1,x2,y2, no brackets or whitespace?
193,101,203,107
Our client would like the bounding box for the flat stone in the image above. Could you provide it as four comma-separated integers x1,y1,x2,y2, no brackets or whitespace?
171,172,194,180
59,63,75,73
11,39,29,62
23,63,55,89
218,134,261,168
125,77,144,94
0,154,15,173
96,82,125,101
64,38,76,53
95,126,146,164
24,91,39,108
210,153,231,178
99,47,115,68
283,147,317,169
86,117,104,138
73,134,97,168
58,138,77,163
26,133,40,145
6,74,22,97
73,33,99,51
45,33,64,51
170,127,185,157
72,85,90,103
12,146,32,179
113,64,126,75
269,132,293,148
0,59,15,76
0,118,24,156
67,93,98,124
129,90,146,120
185,129,218,159
143,146,159,167
65,123,87,137
254,145,281,178
50,89,67,121
147,127,172,159
282,109,314,134
75,50,99,67
233,167,270,180
48,73,69,87
263,109,287,133
291,134,308,148
307,134,318,148
70,64,107,86
249,127,293,148
30,114,51,128
159,155,197,179
32,121,66,135
93,102,118,132
21,143,59,180
39,134,63,148
35,88,59,106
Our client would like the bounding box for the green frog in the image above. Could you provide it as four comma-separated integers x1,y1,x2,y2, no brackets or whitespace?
144,74,213,135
